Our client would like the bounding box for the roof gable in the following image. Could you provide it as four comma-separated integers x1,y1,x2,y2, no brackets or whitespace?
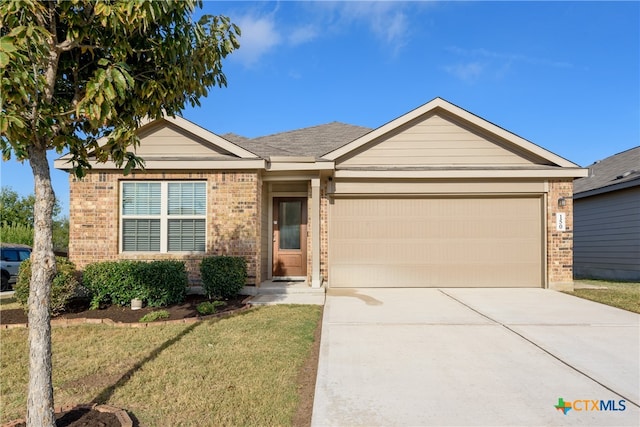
324,97,578,168
138,116,258,159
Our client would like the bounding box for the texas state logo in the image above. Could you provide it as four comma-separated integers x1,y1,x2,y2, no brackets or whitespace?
555,397,626,415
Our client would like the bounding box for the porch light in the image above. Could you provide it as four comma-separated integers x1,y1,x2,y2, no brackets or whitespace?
558,197,566,208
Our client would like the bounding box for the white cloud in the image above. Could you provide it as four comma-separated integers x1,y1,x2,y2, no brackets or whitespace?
312,1,415,50
228,2,421,68
289,25,319,46
232,14,282,67
444,46,572,82
443,62,486,83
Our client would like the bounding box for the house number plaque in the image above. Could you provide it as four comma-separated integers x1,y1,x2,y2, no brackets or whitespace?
556,213,566,231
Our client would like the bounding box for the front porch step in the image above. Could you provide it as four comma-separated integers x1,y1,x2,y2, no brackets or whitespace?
240,280,326,305
249,293,325,306
256,280,325,295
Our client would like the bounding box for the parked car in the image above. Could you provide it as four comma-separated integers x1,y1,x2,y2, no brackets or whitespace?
1,244,32,291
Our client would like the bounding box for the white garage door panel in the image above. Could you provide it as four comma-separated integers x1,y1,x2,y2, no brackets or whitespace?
329,198,542,288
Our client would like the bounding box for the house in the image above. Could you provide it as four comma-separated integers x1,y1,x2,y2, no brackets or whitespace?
573,147,640,281
54,98,588,291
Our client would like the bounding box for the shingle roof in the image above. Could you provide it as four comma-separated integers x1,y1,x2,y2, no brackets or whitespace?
574,146,640,196
226,122,372,159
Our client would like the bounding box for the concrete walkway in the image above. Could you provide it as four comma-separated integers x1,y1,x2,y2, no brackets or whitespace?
246,281,325,305
312,288,639,426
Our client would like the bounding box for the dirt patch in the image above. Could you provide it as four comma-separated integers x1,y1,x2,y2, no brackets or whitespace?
6,405,128,427
292,308,323,427
0,294,248,326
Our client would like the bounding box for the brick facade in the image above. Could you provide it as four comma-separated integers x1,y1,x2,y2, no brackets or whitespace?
320,180,329,282
305,179,330,285
69,170,261,286
70,171,575,290
546,179,575,289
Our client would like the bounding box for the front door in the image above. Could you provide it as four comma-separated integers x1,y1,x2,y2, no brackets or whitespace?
273,197,307,277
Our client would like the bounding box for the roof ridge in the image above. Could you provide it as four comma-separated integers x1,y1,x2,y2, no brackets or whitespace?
588,145,640,165
252,121,369,140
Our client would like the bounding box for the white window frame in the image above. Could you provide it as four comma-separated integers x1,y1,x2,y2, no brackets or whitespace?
120,181,207,253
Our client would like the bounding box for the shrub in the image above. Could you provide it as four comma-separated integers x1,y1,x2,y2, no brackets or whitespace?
139,310,170,323
14,257,80,316
0,223,33,246
200,256,247,299
138,261,189,307
196,300,226,316
82,260,187,309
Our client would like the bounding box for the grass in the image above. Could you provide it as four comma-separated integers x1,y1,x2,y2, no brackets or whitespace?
565,280,640,314
138,309,170,323
0,305,322,426
0,296,20,310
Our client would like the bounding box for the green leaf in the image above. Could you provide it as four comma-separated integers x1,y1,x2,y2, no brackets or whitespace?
103,82,116,100
0,36,17,53
0,52,9,68
110,68,128,97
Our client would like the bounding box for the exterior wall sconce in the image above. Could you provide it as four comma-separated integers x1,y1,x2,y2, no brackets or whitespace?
558,197,566,208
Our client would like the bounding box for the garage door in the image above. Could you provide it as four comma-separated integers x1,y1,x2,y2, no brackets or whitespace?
329,197,543,287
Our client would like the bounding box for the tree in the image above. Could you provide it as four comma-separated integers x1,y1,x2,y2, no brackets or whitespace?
1,186,61,227
0,2,239,425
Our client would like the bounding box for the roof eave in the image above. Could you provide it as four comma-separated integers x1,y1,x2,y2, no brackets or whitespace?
574,177,640,199
54,158,267,171
334,168,588,179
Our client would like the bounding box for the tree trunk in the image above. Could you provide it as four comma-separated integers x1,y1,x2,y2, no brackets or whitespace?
26,144,57,427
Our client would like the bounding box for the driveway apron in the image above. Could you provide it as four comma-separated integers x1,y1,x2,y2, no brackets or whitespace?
311,288,639,427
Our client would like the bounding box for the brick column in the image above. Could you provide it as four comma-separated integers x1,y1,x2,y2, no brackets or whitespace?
547,179,575,290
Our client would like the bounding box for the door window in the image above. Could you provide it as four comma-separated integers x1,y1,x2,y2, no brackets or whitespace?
279,201,301,249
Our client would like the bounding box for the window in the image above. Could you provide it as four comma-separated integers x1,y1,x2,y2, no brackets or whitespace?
1,250,19,262
121,181,206,252
279,200,302,249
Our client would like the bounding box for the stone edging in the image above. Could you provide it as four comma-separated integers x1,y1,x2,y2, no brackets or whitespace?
1,296,254,330
1,403,133,427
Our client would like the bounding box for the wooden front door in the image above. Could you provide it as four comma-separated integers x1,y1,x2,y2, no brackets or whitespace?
273,197,307,277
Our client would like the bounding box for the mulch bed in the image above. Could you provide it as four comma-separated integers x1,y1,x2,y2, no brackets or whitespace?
8,407,121,427
0,294,249,326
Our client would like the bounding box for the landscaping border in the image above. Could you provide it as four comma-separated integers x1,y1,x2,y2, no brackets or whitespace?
0,296,253,330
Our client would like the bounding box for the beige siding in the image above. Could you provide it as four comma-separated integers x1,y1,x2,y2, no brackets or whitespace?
136,122,234,158
270,182,308,193
329,197,543,287
340,113,545,167
332,179,547,195
574,187,640,281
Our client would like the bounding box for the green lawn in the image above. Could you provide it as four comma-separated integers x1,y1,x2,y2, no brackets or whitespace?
565,280,640,314
0,305,322,426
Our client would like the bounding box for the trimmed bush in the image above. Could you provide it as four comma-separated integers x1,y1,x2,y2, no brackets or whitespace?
82,260,187,309
139,310,170,323
200,256,247,299
196,300,226,316
14,257,80,316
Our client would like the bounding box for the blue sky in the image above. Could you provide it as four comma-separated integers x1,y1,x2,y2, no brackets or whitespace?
1,0,638,217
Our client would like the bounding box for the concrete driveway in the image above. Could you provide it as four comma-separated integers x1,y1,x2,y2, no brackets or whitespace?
311,288,639,426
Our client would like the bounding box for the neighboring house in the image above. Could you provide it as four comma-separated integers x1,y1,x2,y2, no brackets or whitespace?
54,98,587,290
573,147,640,281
